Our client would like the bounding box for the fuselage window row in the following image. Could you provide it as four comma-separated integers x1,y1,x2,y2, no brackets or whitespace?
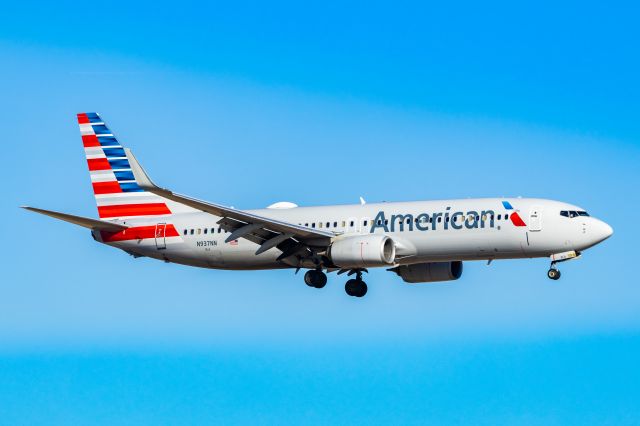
180,211,518,237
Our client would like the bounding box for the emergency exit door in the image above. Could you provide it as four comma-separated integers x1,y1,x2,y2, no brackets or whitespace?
155,223,167,249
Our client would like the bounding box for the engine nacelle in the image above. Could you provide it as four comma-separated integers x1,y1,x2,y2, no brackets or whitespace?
391,261,463,283
329,235,396,268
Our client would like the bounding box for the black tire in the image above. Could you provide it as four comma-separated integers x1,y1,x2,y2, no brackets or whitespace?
304,270,315,287
355,282,368,297
314,272,328,289
305,270,328,288
547,269,560,280
345,279,358,296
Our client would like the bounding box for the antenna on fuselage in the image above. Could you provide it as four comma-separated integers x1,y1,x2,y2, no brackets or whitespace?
359,196,366,206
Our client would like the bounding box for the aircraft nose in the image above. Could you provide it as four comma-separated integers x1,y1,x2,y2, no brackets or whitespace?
592,219,613,244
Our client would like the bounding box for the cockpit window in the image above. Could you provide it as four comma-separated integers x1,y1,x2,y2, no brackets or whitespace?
560,210,590,218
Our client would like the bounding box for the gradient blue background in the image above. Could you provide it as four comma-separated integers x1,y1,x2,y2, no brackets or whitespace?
1,1,639,424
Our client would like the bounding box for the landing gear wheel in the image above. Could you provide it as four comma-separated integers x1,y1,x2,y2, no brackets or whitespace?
547,268,561,280
345,279,367,297
304,270,327,288
345,279,358,296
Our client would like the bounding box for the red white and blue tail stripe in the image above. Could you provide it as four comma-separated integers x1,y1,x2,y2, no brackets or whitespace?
77,112,192,220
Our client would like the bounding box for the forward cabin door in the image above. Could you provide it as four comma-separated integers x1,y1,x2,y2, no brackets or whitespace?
155,223,167,250
529,206,542,232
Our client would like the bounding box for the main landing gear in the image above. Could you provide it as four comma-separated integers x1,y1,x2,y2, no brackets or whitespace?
304,269,327,288
344,269,367,298
303,268,368,297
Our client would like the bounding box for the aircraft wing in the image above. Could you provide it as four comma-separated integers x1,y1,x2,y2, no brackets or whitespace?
22,206,128,232
125,149,334,259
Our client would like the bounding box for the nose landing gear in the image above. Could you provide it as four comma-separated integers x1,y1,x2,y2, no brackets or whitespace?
547,265,561,280
546,251,580,281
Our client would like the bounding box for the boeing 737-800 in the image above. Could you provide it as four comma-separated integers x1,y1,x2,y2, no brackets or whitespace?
24,113,613,297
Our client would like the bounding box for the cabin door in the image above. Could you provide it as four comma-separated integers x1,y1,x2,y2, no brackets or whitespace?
529,207,542,232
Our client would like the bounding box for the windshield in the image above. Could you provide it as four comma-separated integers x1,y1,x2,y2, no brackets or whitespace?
560,210,590,218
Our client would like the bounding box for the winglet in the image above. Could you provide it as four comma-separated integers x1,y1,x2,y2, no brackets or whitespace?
124,148,158,190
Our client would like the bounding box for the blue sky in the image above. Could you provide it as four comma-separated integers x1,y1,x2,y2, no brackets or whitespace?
1,1,639,424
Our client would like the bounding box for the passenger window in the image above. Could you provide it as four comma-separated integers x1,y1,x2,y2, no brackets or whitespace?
183,229,187,235
312,223,316,228
363,220,368,226
197,229,201,235
341,221,346,227
333,222,337,227
326,222,330,228
438,217,442,223
505,214,509,220
319,222,323,228
406,218,411,224
498,214,502,220
305,223,309,227
190,229,194,235
350,221,354,227
204,228,208,234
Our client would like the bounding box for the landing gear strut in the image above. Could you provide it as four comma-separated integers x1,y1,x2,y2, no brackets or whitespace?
304,269,327,288
344,269,367,297
547,262,561,280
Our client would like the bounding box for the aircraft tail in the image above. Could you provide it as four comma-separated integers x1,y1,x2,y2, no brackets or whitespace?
77,112,195,220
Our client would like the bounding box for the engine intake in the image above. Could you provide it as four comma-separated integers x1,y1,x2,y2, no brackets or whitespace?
329,235,395,268
391,261,463,283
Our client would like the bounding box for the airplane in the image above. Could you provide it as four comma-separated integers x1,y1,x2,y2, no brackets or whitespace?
23,112,614,297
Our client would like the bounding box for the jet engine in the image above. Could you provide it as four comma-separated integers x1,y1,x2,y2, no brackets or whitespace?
329,235,396,268
390,261,463,283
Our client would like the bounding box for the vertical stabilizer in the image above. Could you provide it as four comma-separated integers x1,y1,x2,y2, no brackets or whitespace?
77,112,194,220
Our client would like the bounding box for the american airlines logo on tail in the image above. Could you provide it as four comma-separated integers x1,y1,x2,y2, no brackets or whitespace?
78,112,173,219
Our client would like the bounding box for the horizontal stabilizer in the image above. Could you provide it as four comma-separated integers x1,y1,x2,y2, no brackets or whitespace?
21,206,128,232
